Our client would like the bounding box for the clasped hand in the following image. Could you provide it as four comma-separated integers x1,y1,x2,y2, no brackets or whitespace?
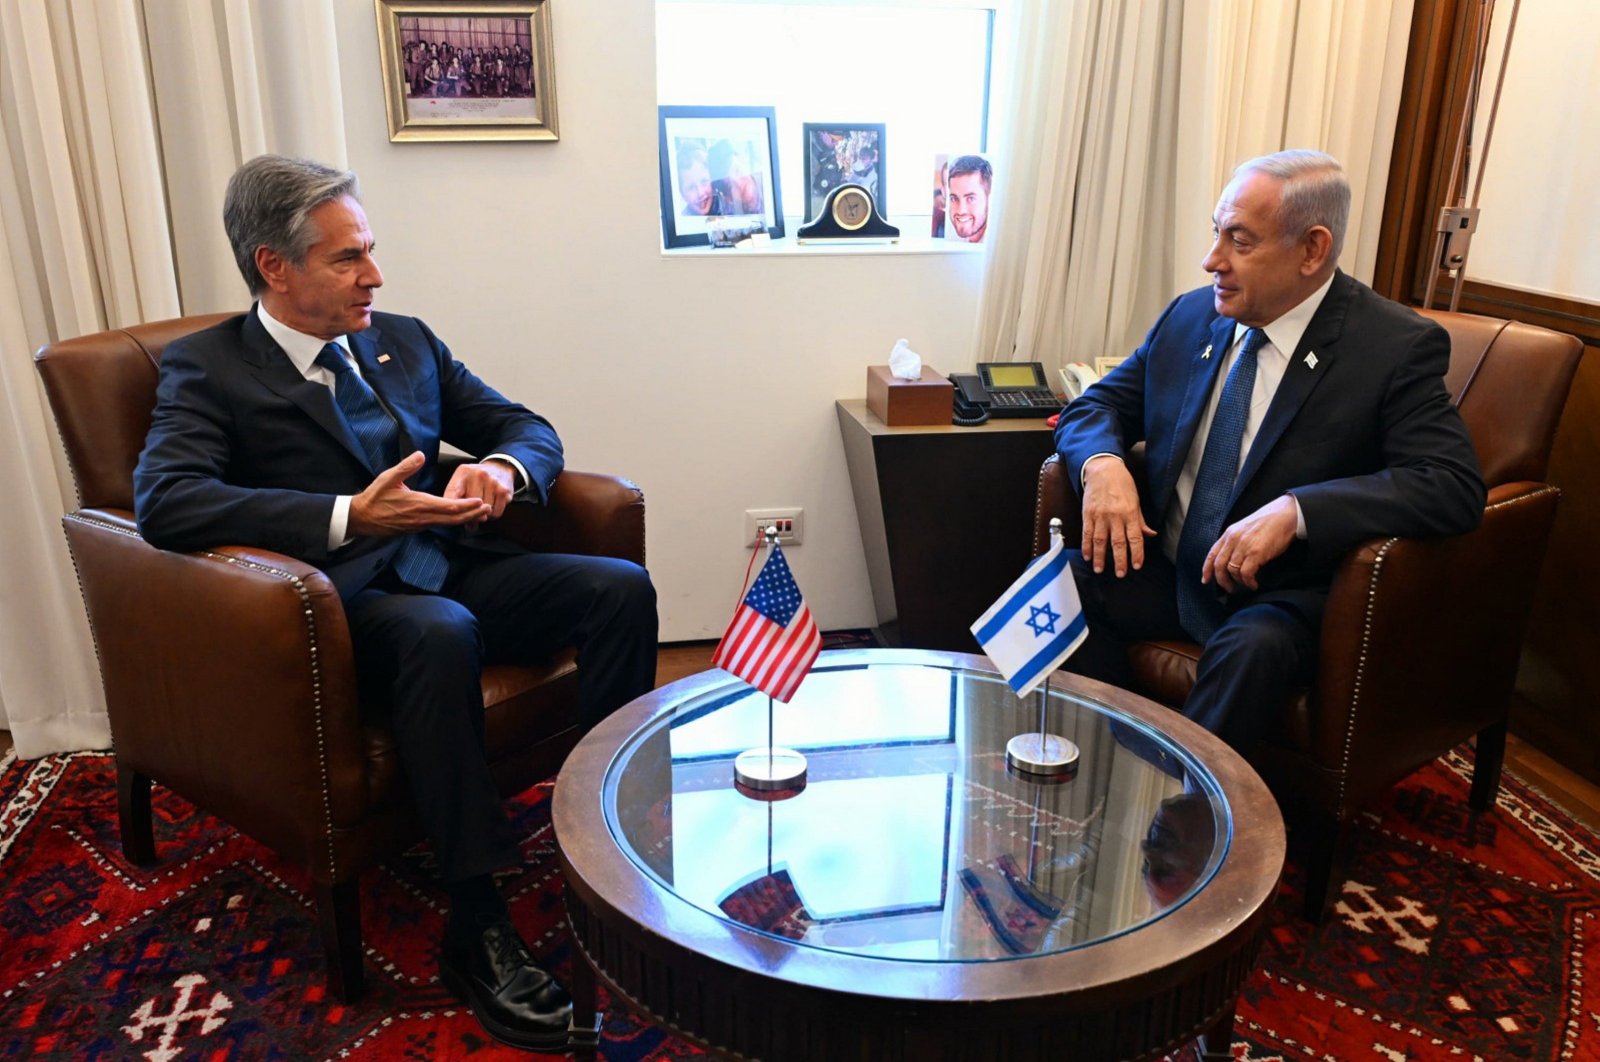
349,451,515,537
1081,456,1298,590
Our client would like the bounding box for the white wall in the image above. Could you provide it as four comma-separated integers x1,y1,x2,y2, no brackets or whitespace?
331,0,984,639
1469,0,1600,302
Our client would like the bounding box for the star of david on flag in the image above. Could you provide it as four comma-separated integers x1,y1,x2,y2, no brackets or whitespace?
712,541,821,702
970,533,1088,696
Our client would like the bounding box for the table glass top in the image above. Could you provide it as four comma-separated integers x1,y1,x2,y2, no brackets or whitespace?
603,653,1229,963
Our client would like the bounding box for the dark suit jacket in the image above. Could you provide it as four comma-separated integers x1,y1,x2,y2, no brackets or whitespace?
134,308,563,598
1054,270,1485,605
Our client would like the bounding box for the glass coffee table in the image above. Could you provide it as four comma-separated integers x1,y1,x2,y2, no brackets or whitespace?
553,649,1284,1061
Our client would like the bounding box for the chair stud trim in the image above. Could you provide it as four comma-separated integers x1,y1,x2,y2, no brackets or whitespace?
1336,537,1400,817
1034,455,1061,553
1332,485,1555,816
64,515,339,881
61,514,114,746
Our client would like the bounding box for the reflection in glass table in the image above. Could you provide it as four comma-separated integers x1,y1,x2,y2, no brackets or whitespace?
604,657,1224,964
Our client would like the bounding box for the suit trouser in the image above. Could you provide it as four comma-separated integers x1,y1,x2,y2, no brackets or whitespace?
1061,550,1319,750
344,548,658,882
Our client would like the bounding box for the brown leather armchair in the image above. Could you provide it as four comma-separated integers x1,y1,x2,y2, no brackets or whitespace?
33,314,647,1000
1033,308,1583,920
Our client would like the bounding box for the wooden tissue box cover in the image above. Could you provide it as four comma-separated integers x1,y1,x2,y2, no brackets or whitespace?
866,365,952,426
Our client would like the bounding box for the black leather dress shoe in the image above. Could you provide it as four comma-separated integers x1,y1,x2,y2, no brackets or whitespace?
439,919,573,1050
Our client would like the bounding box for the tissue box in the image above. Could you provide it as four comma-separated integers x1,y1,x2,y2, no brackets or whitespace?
866,365,953,426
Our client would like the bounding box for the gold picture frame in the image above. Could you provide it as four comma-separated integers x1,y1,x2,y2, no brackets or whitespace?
374,0,558,143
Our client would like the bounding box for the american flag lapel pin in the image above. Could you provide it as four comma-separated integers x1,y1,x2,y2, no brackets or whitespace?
1201,344,1213,360
377,353,392,364
1304,351,1318,370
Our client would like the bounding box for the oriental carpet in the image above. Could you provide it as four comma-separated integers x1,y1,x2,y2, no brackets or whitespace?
1,745,1596,1061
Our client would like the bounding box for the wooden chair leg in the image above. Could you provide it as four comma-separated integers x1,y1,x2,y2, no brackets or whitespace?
314,881,365,1003
1196,1007,1236,1060
115,761,157,867
1470,719,1508,812
1301,816,1353,924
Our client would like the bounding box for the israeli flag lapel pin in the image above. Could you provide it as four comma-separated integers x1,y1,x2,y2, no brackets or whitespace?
1303,351,1318,370
377,353,392,364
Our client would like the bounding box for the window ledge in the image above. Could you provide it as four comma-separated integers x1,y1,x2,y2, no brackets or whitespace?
662,229,985,259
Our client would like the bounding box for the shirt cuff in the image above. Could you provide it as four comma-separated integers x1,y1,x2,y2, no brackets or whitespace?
1288,492,1307,539
1080,452,1122,488
485,453,530,495
330,495,353,551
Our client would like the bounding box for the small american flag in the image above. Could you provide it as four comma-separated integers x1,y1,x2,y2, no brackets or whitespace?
712,542,820,702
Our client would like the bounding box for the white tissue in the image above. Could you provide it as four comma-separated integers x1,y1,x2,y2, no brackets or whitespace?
888,338,923,380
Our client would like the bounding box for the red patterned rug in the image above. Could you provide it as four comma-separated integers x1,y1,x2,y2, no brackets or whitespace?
1,746,1596,1061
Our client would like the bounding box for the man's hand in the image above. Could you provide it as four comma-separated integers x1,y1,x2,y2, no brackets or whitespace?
1203,494,1299,592
1081,456,1156,577
349,452,492,537
443,458,517,525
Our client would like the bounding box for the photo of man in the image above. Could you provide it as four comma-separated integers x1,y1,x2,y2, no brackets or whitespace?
945,153,992,243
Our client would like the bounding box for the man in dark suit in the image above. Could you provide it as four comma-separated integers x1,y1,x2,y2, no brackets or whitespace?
1054,150,1484,748
134,155,658,1050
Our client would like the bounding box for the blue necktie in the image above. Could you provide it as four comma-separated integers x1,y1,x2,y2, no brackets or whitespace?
1175,327,1266,642
315,344,449,592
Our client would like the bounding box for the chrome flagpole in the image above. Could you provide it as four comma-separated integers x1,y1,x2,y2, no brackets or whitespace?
1005,519,1079,781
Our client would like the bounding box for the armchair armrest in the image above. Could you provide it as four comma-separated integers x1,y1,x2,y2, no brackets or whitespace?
490,470,646,565
1310,481,1560,810
62,508,369,868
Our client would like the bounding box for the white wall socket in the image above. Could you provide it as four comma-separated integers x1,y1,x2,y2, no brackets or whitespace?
744,507,803,548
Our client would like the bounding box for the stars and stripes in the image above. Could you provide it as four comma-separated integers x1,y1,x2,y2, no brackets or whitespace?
712,542,820,702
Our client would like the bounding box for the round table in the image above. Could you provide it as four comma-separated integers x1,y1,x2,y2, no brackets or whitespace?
553,649,1285,1061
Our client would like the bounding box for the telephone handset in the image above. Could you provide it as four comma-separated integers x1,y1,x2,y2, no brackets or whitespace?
1060,362,1102,400
949,362,1063,426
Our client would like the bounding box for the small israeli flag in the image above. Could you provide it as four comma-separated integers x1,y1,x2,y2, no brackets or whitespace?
970,528,1088,697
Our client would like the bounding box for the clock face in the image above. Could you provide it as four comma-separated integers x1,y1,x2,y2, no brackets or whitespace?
832,186,872,230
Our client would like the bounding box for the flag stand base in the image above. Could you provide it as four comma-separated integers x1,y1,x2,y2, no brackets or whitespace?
734,747,807,790
1006,733,1079,781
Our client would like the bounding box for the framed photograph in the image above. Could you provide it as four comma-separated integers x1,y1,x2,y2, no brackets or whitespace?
658,106,784,249
942,152,993,244
374,0,558,143
802,123,885,222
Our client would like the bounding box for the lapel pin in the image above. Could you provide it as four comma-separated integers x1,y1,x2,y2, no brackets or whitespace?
1201,344,1213,360
377,353,392,364
1304,351,1318,370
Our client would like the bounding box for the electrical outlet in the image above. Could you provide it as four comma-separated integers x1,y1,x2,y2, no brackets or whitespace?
744,507,804,548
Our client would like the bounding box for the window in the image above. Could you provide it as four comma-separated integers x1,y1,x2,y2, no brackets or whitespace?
656,1,998,226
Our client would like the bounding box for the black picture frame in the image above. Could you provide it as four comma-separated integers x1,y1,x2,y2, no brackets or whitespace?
658,106,784,249
802,123,886,222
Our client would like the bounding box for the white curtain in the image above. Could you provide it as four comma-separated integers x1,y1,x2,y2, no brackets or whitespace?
0,0,345,758
980,0,1416,371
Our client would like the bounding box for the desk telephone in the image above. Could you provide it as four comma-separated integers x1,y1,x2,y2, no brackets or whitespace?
950,362,1089,426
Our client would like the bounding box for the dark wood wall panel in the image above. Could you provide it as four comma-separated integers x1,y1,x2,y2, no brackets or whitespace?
1514,341,1600,779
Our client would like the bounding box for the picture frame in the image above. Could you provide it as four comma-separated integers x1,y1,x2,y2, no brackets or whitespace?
658,106,784,249
801,123,885,222
1094,355,1127,378
374,0,558,143
942,152,993,244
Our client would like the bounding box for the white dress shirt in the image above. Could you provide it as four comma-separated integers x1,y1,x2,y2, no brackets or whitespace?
1157,273,1335,561
256,303,528,551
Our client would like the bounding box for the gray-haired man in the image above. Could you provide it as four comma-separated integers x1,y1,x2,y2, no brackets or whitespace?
134,154,658,1050
1054,150,1483,747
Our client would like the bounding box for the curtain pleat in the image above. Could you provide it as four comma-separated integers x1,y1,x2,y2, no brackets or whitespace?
981,0,1415,372
0,0,343,756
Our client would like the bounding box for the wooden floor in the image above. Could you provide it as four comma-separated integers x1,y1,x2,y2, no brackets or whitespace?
7,641,1598,836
